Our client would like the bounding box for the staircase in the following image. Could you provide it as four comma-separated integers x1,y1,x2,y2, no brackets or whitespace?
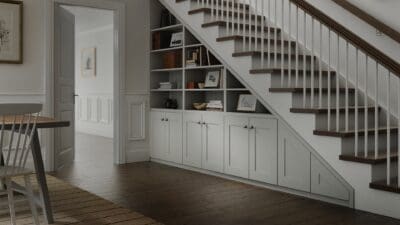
161,0,400,219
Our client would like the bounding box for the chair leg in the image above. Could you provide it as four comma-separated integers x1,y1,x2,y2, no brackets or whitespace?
24,175,40,225
5,178,16,225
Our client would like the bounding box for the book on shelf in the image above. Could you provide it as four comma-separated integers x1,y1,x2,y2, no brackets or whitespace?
159,82,175,90
206,100,223,111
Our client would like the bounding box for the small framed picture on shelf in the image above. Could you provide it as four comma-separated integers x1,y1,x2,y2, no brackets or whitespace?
204,70,221,88
237,94,257,112
170,32,183,47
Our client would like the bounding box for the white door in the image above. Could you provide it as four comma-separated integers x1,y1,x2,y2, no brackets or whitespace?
202,113,224,173
54,5,76,170
183,113,202,168
165,112,182,163
249,118,278,184
150,111,166,160
224,116,249,178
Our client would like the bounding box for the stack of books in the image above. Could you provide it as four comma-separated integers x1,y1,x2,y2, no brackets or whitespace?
159,82,174,90
206,100,223,111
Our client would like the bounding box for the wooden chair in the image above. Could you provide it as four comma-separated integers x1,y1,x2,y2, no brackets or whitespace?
0,104,46,225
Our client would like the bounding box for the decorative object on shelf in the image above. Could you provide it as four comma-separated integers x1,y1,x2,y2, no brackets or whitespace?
198,83,205,89
152,32,171,50
0,0,23,64
159,82,175,90
162,50,182,68
193,103,207,110
204,70,221,88
170,32,183,47
237,94,257,112
81,47,96,77
159,9,176,27
186,48,200,67
186,81,196,89
206,100,223,111
164,98,178,109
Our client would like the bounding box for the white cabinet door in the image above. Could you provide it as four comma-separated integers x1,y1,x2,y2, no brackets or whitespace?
224,116,249,178
150,111,166,160
249,118,278,184
183,113,203,168
202,113,224,173
166,112,183,164
278,122,311,192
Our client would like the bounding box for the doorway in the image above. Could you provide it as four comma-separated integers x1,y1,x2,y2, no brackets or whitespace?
52,1,124,171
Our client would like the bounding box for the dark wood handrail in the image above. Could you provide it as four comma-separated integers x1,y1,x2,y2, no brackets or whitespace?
289,0,400,77
332,0,400,44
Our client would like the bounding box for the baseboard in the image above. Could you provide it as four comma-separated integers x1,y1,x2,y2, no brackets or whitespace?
126,148,150,163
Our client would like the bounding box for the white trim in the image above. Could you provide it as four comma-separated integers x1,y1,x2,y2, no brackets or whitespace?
46,0,126,170
76,24,114,37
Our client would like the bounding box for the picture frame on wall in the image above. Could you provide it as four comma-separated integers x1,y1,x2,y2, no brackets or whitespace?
204,70,221,88
81,47,97,78
0,0,23,64
237,94,257,112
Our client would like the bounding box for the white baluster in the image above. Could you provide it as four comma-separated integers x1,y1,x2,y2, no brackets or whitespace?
365,55,369,157
242,0,246,50
255,0,258,51
375,62,379,159
281,0,285,87
267,0,271,68
355,50,359,156
398,77,400,187
302,10,306,107
211,0,214,20
327,29,331,130
274,0,277,67
336,35,340,132
311,18,315,108
231,0,235,35
386,69,391,185
319,23,322,108
295,6,299,87
345,42,349,132
261,0,265,68
248,0,252,51
288,1,292,87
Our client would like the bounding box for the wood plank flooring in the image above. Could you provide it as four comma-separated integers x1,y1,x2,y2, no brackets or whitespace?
53,133,400,225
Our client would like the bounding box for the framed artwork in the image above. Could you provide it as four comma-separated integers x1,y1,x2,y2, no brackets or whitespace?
81,47,96,77
0,0,23,64
170,32,183,47
204,70,221,88
237,94,257,112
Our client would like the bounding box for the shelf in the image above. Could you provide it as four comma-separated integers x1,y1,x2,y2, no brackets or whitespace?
151,24,183,32
226,88,249,91
185,65,224,70
151,89,183,92
185,89,223,92
185,43,203,48
151,68,183,72
151,46,183,53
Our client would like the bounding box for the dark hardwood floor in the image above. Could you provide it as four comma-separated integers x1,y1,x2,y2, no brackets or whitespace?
53,133,400,225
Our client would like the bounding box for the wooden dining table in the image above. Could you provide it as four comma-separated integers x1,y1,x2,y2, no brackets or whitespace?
1,116,70,224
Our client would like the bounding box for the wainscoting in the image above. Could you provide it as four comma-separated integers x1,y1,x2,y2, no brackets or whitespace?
76,93,113,138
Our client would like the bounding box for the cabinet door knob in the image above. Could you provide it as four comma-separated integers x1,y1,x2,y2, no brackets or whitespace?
244,125,248,129
161,118,165,121
198,121,202,125
165,118,169,122
250,126,254,129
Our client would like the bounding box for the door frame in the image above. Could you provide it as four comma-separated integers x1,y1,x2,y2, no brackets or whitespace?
45,0,126,170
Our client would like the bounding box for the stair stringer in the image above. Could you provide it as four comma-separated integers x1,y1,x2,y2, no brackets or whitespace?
160,0,400,219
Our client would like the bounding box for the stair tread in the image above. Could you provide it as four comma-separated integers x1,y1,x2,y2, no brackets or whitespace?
314,127,399,138
202,21,280,32
340,151,398,165
233,51,315,59
370,178,400,194
177,0,249,9
290,106,378,114
250,68,335,75
269,87,355,93
217,35,294,45
189,8,263,20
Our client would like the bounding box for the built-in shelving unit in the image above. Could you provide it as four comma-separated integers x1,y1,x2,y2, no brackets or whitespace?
150,1,269,114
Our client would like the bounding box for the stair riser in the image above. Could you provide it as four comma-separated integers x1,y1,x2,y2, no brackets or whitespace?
218,29,278,40
315,112,381,131
231,39,295,54
271,73,336,89
342,133,399,156
202,12,264,24
292,92,355,108
371,163,399,183
251,56,314,69
190,4,251,14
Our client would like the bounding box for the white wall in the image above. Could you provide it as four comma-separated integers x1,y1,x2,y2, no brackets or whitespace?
71,7,114,138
